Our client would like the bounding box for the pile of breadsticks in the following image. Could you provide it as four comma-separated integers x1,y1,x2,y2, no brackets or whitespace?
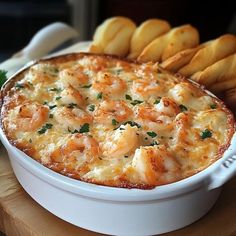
89,16,236,109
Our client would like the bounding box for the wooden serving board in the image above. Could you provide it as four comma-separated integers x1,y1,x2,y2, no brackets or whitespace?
0,144,236,236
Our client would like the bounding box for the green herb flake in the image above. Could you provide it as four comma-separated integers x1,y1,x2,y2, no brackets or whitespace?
15,83,24,89
81,84,92,88
112,119,119,126
123,121,141,128
114,68,123,75
88,104,95,112
130,100,143,106
147,131,157,138
68,127,79,134
179,104,188,112
79,123,90,133
0,70,7,88
29,138,32,143
67,103,77,108
55,96,62,101
49,114,53,118
49,88,62,92
150,141,159,146
154,99,161,105
125,94,132,100
210,104,217,109
201,129,212,139
38,123,53,134
52,67,59,73
49,104,57,110
97,92,103,99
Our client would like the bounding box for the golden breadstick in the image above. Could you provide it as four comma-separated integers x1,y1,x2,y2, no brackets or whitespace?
89,16,136,57
160,40,214,72
191,53,236,87
179,34,236,77
160,46,201,72
128,19,171,59
138,24,199,62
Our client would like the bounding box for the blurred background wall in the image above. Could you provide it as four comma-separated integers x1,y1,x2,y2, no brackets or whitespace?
0,0,235,62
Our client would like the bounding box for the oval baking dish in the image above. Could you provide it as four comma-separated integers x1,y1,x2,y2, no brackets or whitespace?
1,54,236,235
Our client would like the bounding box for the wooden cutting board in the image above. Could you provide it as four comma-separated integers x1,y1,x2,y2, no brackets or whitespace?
1,144,236,236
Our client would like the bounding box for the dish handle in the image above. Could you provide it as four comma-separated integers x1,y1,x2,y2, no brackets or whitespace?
207,154,236,190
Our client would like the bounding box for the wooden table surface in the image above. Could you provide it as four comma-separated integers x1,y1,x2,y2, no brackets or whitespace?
1,144,236,236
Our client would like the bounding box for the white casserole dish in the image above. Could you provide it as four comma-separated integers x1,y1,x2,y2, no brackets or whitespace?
1,60,236,236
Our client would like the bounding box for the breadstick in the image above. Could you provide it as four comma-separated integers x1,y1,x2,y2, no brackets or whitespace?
179,34,236,77
138,24,199,62
191,53,236,87
89,16,136,57
128,19,170,59
161,46,201,72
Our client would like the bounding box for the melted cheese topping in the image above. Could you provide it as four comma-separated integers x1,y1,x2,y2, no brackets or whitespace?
1,53,235,189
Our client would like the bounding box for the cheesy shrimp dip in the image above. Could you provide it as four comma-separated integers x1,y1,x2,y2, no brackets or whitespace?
1,53,235,189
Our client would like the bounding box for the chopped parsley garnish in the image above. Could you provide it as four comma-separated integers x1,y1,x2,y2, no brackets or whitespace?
29,138,32,143
147,131,157,138
88,104,95,112
49,88,62,92
112,119,119,126
55,96,62,101
150,141,159,146
0,70,7,88
43,101,48,105
210,104,217,109
123,121,141,128
79,123,89,133
49,114,53,118
38,123,53,134
114,68,123,75
81,84,92,88
52,67,59,73
130,100,143,106
201,129,212,139
179,104,188,112
67,103,77,108
15,83,24,89
97,92,103,99
125,94,132,100
49,104,57,110
68,128,79,134
154,99,161,104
